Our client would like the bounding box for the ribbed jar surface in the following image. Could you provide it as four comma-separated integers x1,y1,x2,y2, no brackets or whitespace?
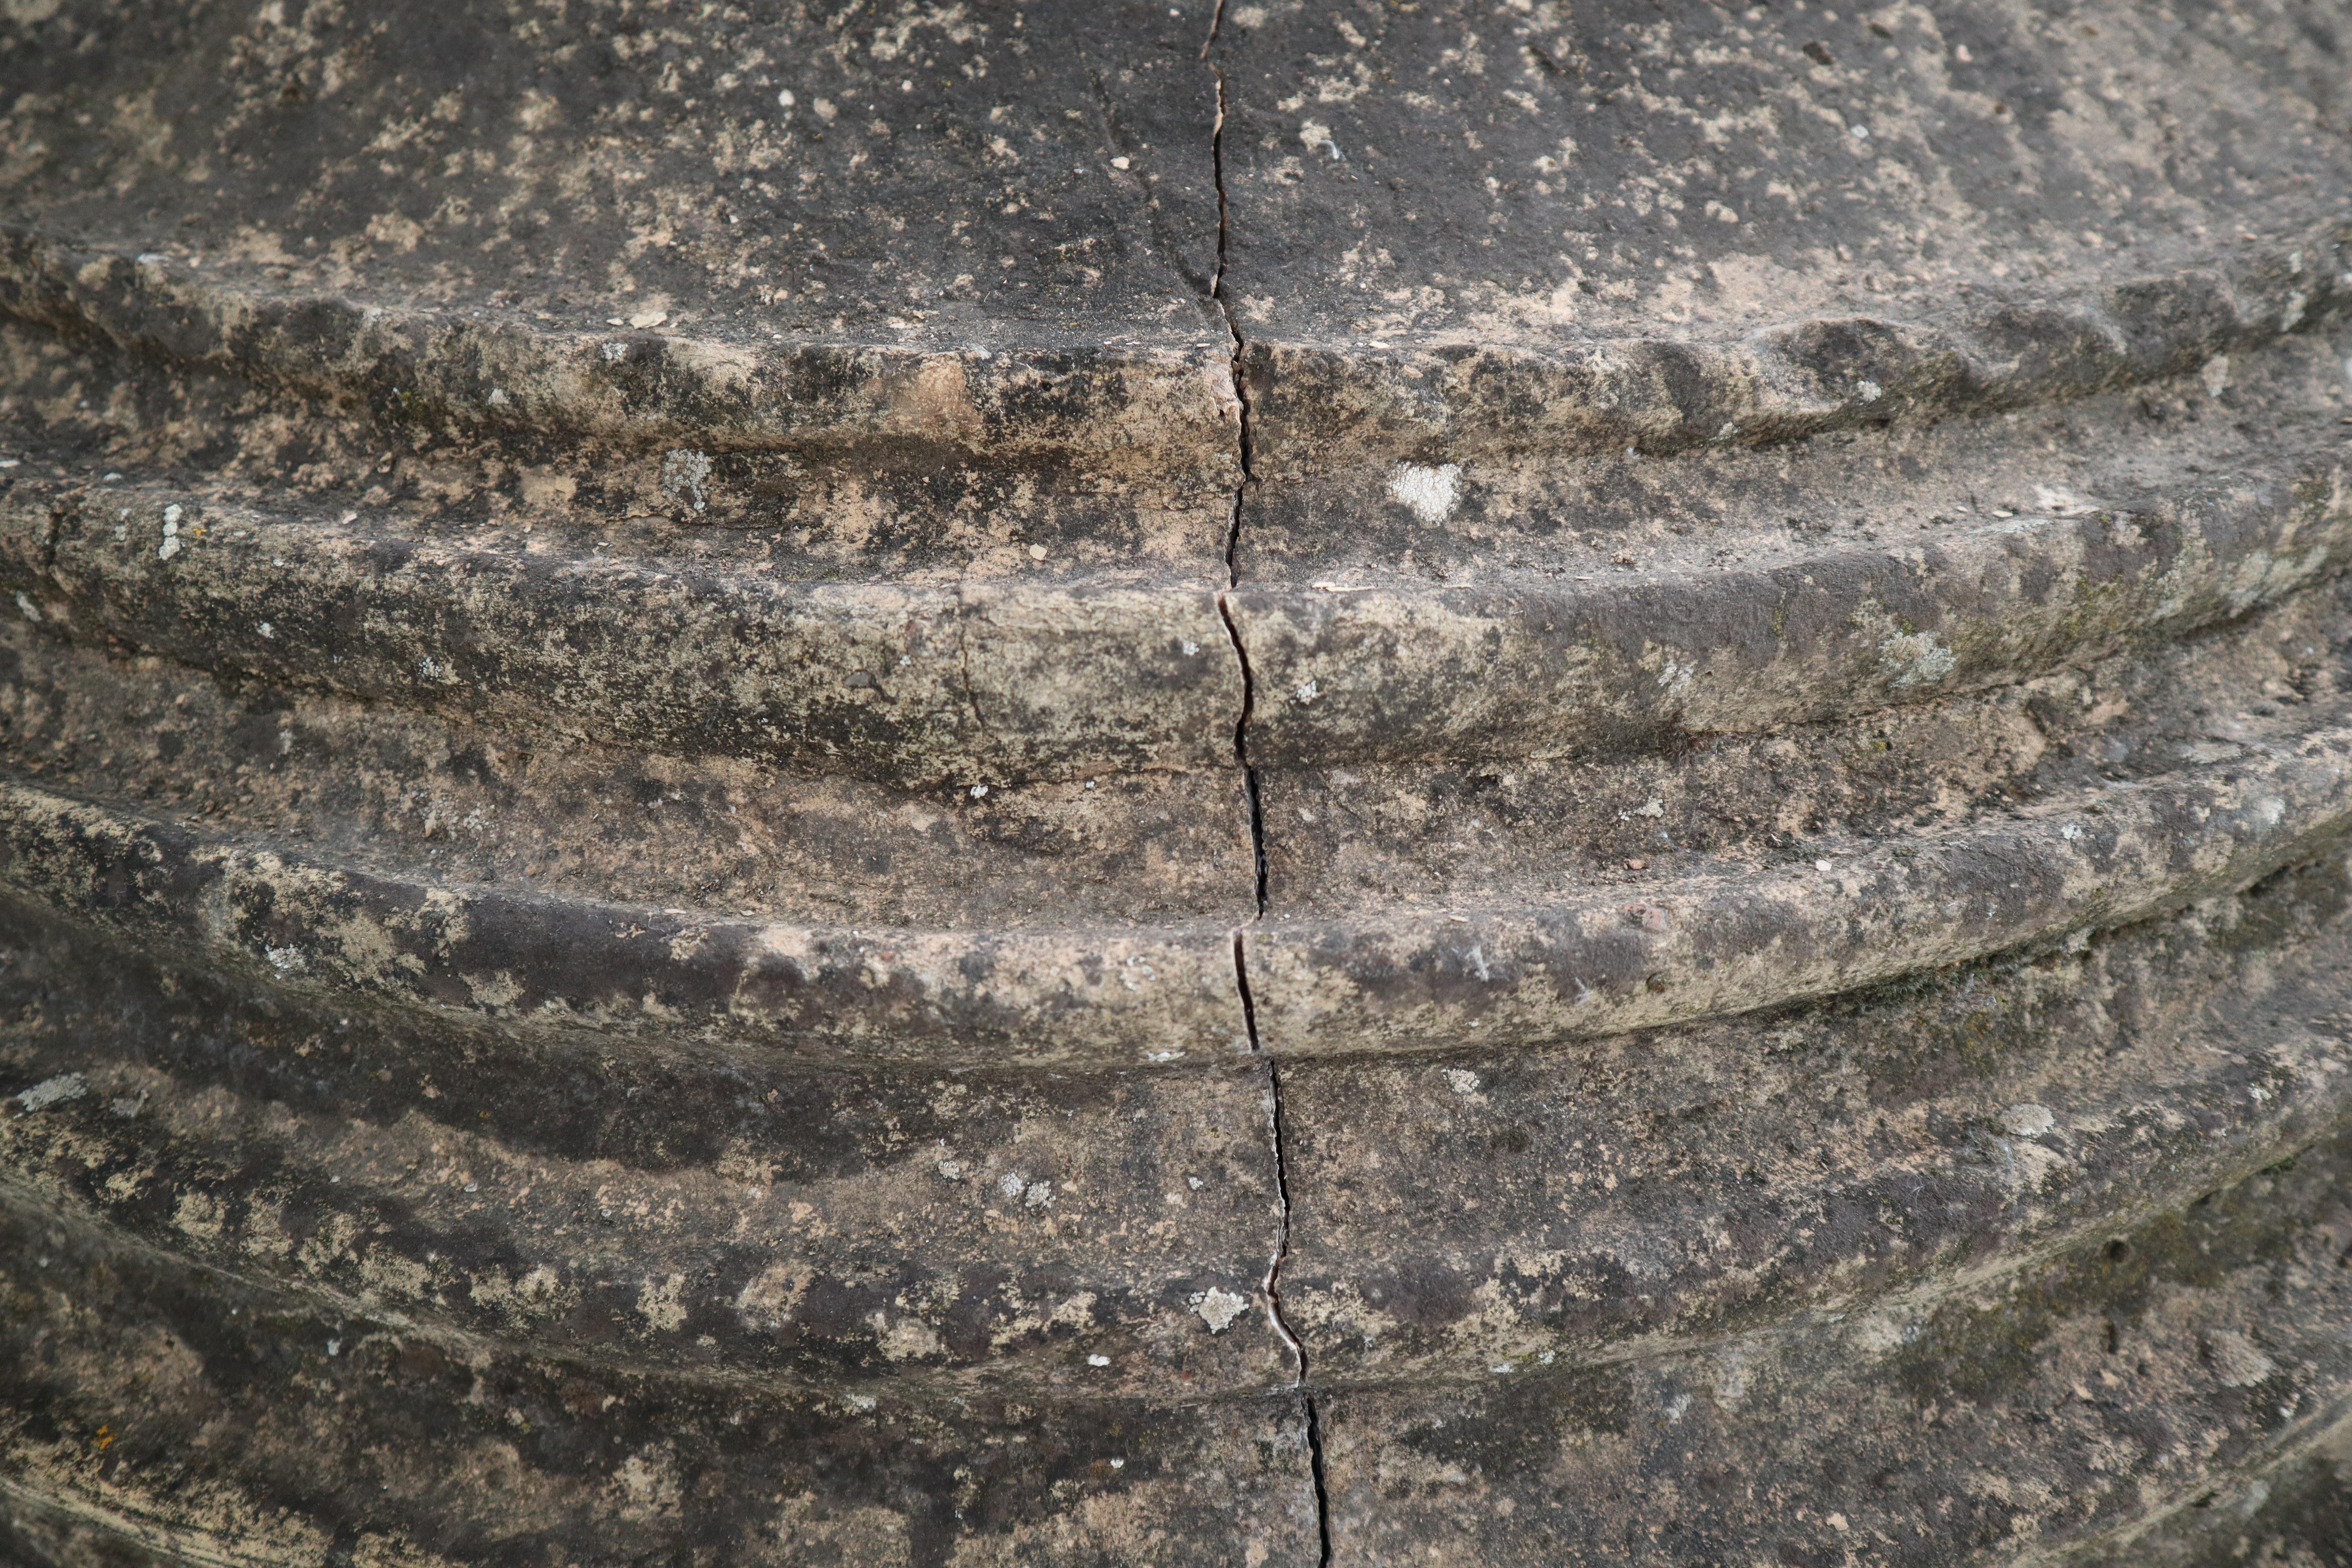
3,2,2352,1564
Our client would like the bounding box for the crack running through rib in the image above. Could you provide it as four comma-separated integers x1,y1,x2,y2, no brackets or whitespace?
1207,57,1266,913
1203,25,1330,1566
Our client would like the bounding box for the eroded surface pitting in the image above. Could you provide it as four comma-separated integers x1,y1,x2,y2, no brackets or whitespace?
1275,852,2352,1388
1311,1130,2352,1566
1227,326,2352,769
1207,0,2352,470
0,893,1298,1401
2060,1414,2352,1568
5,0,2352,1562
0,1198,1324,1568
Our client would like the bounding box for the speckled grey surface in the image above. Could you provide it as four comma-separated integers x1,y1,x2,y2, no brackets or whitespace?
2,1,2351,1563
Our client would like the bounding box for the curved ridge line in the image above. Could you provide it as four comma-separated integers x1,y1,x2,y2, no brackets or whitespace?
0,227,1242,472
1249,721,2352,1056
0,221,2339,470
5,436,2342,780
1245,218,2350,472
0,729,2345,1064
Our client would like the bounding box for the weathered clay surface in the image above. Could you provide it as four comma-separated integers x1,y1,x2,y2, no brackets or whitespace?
4,0,2352,1563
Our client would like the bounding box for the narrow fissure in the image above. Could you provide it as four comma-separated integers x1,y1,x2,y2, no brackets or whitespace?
1204,30,1332,1566
1217,595,1268,913
1266,1055,1334,1568
1207,53,1267,915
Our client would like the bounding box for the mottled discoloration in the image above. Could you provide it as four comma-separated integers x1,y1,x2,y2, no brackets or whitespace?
1233,329,2352,766
1277,856,2352,1384
0,900,1291,1396
0,480,1245,784
1313,1134,2352,1565
1247,713,2352,1056
1212,0,2348,367
5,0,2352,1561
0,779,1254,1064
0,1203,1321,1568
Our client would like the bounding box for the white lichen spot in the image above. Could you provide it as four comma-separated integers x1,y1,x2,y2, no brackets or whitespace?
157,506,182,561
1022,1180,1054,1209
845,1392,877,1411
2207,1329,2277,1388
661,448,712,513
172,1191,224,1241
997,1171,1027,1199
258,621,274,639
1294,678,1321,704
875,1314,944,1360
1999,1103,2056,1138
1298,119,1341,160
969,784,989,798
602,340,630,363
1878,629,1958,688
2200,354,2230,398
14,592,38,622
1087,1353,1112,1367
1180,639,1200,656
16,1073,86,1112
1190,1287,1250,1333
2256,795,2286,828
1855,378,1883,403
265,945,306,975
935,1158,964,1181
612,1446,682,1522
1387,461,1463,524
1442,1067,1481,1096
637,1272,689,1332
2060,822,2083,841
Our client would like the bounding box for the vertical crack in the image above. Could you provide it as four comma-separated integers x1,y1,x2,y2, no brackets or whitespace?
1207,55,1266,914
1217,594,1267,913
1265,1052,1334,1568
1200,0,1230,61
1203,28,1330,1564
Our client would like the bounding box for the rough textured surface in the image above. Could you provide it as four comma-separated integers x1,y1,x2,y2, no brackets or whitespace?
4,0,2352,1563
